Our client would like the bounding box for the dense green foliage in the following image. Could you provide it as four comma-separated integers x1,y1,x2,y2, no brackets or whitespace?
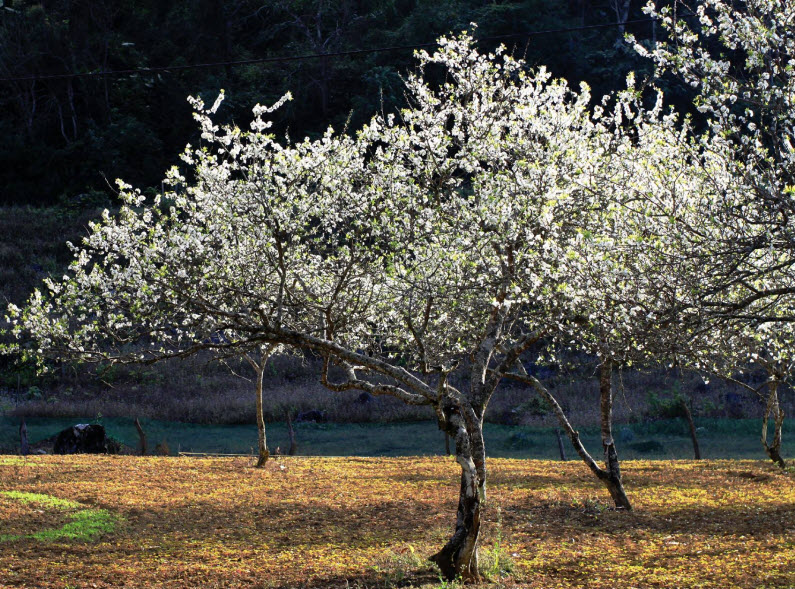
0,0,655,205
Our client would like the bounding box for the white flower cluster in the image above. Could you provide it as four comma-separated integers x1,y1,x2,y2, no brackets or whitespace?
3,7,794,423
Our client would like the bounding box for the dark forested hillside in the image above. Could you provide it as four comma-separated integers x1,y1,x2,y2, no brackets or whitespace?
0,0,658,206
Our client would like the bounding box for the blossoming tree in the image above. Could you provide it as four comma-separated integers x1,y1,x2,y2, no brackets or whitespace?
634,0,795,318
4,33,628,579
630,0,795,466
504,78,724,509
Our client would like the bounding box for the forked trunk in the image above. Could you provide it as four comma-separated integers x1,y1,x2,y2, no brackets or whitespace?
518,368,633,511
430,408,484,582
599,360,631,510
762,381,786,469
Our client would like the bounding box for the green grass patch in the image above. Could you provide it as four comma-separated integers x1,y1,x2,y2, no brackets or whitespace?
0,491,118,542
0,456,29,466
1,491,82,509
29,508,116,541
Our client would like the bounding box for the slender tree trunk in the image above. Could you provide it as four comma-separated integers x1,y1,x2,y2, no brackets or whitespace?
762,381,786,468
134,417,147,456
19,418,29,456
681,397,701,460
599,360,632,510
286,409,297,455
556,428,567,461
245,347,276,467
255,363,269,467
430,407,484,582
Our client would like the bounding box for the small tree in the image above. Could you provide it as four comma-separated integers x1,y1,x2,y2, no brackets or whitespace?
243,344,278,466
685,316,792,468
506,78,719,508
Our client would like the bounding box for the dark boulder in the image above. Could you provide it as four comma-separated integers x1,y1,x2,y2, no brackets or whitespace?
53,424,108,455
296,410,327,423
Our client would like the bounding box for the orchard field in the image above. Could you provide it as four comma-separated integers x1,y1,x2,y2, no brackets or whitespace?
1,455,793,588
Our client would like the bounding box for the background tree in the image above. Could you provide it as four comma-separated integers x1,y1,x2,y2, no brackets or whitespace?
681,288,794,468
0,0,658,206
628,0,795,466
634,0,795,320
502,77,718,507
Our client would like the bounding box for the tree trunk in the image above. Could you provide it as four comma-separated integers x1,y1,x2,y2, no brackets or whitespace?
245,347,276,468
255,363,269,467
430,408,483,582
134,417,147,456
762,381,786,468
517,369,634,511
19,418,29,456
599,360,632,510
612,0,631,35
286,409,297,455
681,397,701,460
555,428,567,461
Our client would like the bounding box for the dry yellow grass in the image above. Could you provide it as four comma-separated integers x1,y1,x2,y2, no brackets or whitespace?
1,455,793,588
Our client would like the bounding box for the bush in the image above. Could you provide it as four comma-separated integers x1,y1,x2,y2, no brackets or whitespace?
503,431,536,450
646,391,687,420
627,439,665,454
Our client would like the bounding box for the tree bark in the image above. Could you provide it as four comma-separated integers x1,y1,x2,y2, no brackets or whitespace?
430,406,483,582
556,428,567,461
599,359,632,510
19,418,29,456
762,380,786,468
255,362,269,467
134,417,147,456
680,397,701,460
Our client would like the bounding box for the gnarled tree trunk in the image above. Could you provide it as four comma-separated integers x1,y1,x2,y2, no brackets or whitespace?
762,380,786,468
430,404,484,582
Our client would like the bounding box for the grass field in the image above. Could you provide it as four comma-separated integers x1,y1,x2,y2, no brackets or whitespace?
1,416,790,461
1,455,793,588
